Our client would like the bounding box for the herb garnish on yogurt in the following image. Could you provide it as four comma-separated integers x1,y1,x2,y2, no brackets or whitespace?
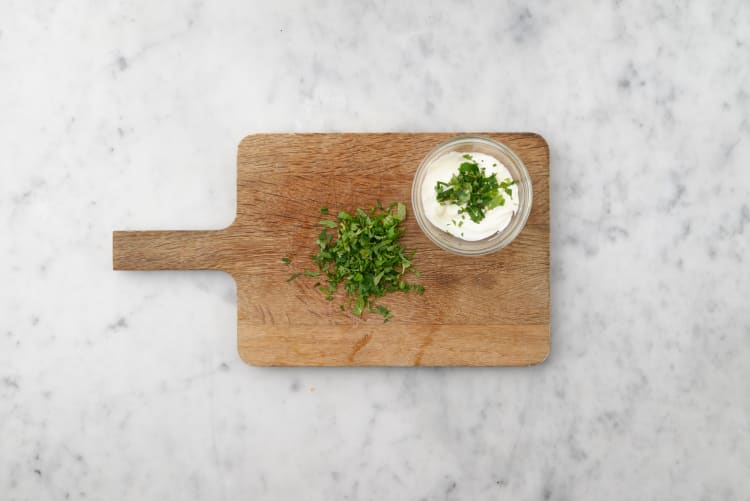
420,151,520,241
435,154,515,224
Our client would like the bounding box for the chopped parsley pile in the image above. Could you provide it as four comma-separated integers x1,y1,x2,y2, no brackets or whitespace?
435,154,515,224
284,201,423,323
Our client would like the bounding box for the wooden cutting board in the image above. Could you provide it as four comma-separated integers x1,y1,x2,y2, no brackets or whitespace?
113,133,550,366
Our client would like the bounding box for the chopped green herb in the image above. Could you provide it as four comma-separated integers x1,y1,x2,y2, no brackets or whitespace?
375,305,393,323
310,201,423,320
396,202,406,221
320,207,329,214
304,270,320,277
501,178,514,197
282,257,291,265
287,272,301,282
352,296,365,315
435,158,515,223
319,219,338,228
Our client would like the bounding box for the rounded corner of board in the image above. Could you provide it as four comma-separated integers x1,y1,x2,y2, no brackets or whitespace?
237,134,266,152
527,327,551,366
530,133,550,160
528,345,551,366
237,347,269,367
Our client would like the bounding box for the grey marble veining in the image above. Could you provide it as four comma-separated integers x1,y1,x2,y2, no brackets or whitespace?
1,1,749,499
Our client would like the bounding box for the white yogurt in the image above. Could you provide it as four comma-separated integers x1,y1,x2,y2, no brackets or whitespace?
420,151,519,241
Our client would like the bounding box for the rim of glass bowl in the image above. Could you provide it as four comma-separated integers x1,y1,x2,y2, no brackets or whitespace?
411,135,533,256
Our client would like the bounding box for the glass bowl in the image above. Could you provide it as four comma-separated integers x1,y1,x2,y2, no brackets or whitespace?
411,135,533,256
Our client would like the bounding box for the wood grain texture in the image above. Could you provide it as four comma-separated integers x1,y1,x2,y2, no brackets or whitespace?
113,133,550,366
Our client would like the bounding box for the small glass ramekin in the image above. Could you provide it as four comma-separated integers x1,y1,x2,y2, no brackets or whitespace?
412,135,533,256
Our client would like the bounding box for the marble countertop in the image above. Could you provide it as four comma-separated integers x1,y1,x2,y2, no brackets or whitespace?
2,1,749,499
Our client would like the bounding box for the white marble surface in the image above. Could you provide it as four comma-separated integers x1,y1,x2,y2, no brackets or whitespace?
2,1,749,499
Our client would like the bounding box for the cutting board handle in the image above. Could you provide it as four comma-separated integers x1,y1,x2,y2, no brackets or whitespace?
113,230,231,271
